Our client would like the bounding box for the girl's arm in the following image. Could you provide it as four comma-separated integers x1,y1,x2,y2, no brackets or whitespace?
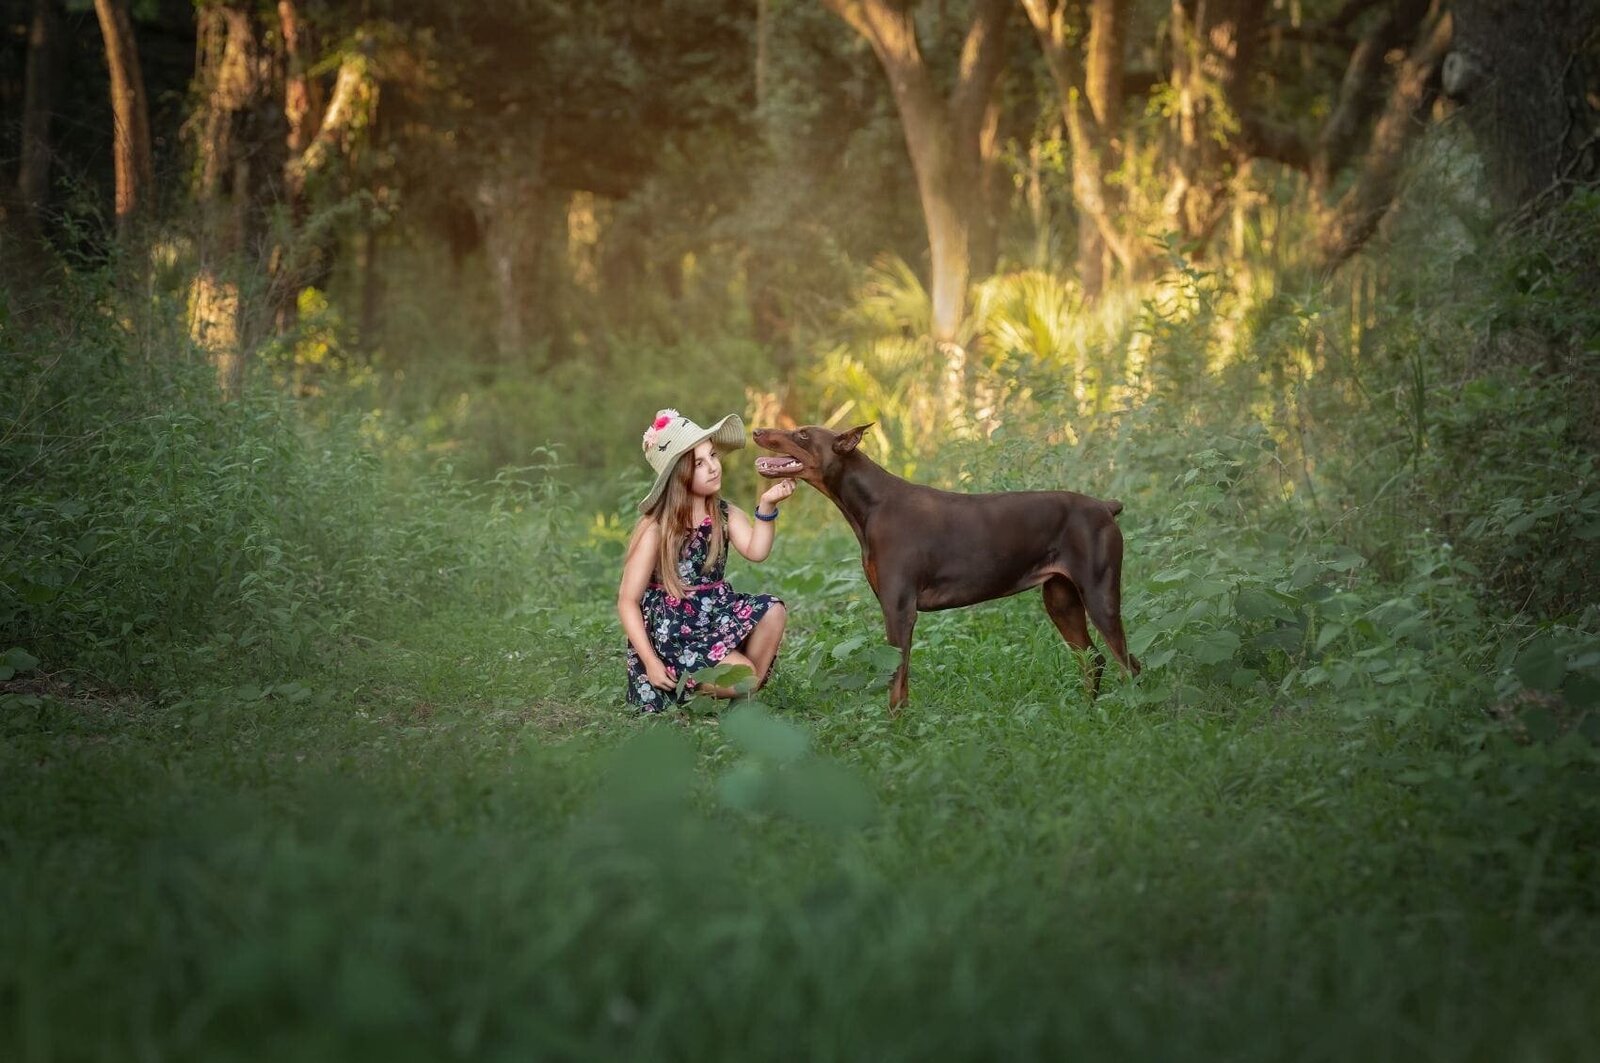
618,520,669,678
728,479,796,562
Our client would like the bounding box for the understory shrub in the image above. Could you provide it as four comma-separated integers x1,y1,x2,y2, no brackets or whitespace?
0,298,575,687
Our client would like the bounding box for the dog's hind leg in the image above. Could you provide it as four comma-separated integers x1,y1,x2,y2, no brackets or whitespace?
1042,576,1107,697
1080,562,1140,680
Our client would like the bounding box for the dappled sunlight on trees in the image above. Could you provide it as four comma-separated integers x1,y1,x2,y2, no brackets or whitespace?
2,0,1598,560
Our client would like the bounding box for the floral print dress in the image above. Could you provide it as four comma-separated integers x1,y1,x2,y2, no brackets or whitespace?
626,500,782,711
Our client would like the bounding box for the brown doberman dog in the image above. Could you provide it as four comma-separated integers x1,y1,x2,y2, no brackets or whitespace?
754,423,1140,711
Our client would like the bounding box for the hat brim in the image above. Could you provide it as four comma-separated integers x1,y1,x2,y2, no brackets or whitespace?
636,413,745,514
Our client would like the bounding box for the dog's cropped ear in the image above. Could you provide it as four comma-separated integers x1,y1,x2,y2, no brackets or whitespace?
834,423,875,454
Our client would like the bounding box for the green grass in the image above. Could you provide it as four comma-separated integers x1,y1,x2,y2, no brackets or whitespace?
5,511,1598,1061
6,205,1600,1059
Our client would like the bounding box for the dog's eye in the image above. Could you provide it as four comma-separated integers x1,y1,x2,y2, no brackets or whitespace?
796,430,809,443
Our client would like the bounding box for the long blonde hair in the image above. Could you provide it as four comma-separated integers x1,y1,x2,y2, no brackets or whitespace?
627,449,725,599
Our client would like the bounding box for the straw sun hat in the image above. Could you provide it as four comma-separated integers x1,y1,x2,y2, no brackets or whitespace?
636,408,746,513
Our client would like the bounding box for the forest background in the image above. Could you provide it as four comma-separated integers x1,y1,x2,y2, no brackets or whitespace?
3,0,1600,1058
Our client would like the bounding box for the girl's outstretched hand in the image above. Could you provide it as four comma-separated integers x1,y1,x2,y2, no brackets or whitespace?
758,477,796,511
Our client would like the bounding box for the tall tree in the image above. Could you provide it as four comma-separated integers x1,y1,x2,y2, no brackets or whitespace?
17,0,60,222
92,0,154,235
376,0,755,364
822,0,1011,350
186,2,379,393
1162,0,1268,249
188,3,280,394
1021,0,1143,293
277,12,378,334
1445,0,1600,216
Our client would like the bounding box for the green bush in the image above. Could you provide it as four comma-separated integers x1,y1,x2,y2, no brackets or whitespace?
0,300,575,687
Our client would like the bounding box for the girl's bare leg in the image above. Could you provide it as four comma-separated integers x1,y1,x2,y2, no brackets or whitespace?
742,604,787,687
691,605,788,699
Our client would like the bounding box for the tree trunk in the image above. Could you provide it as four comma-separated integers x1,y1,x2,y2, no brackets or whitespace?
474,156,547,363
756,0,771,111
359,224,383,356
1022,0,1143,293
17,0,60,219
1163,0,1267,252
279,1,324,169
822,0,1008,348
93,0,154,236
970,97,1004,278
189,5,281,396
1445,0,1600,215
276,0,319,334
277,22,377,334
1080,0,1126,291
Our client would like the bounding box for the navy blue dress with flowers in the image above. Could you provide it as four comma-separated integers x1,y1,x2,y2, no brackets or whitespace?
626,500,782,711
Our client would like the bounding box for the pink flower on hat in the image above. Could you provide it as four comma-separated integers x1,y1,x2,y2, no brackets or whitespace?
641,408,681,451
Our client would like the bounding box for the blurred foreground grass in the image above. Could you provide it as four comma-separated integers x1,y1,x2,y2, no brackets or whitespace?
5,512,1598,1061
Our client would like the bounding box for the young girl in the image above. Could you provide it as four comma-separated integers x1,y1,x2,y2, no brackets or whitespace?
618,408,796,711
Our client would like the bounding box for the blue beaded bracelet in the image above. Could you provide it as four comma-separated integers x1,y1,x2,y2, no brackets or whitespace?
754,508,779,522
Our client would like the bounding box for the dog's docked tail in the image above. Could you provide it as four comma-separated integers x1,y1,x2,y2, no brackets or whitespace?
1105,499,1124,518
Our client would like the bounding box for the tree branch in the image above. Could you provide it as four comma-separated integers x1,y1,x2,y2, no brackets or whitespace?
1260,0,1382,43
1318,10,1454,269
1314,0,1433,194
286,33,377,191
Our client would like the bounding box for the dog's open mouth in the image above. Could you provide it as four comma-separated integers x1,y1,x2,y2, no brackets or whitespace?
754,455,804,477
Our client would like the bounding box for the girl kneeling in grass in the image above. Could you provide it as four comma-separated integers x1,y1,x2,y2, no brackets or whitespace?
618,408,795,712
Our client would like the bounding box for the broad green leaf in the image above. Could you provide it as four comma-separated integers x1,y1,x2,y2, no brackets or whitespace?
1230,668,1261,689
1149,567,1194,588
1561,672,1600,710
1502,512,1537,537
1514,637,1565,692
1,648,39,681
1286,563,1322,590
1143,647,1176,670
1315,623,1345,653
1325,547,1366,572
692,662,759,695
866,645,903,673
1235,587,1293,622
722,704,809,763
830,636,865,660
1522,708,1559,743
1188,630,1240,665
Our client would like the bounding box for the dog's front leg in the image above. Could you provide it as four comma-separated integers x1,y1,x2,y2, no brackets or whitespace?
879,583,918,715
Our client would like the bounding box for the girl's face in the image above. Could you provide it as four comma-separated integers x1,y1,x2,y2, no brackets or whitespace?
687,441,721,498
